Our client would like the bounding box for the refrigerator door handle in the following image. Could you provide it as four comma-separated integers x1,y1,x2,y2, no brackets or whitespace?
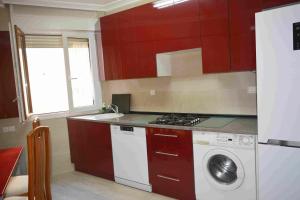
261,139,300,148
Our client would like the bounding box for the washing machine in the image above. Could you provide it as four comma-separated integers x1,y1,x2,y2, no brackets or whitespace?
193,131,257,200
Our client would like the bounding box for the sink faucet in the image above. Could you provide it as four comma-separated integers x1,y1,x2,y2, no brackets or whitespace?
108,104,119,114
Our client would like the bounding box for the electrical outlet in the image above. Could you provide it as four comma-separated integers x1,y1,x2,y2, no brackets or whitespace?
150,89,156,96
2,127,9,133
1,126,16,133
8,126,16,132
248,86,257,94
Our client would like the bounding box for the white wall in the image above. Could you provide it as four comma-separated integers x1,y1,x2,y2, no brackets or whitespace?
0,7,9,31
0,118,74,176
11,5,104,33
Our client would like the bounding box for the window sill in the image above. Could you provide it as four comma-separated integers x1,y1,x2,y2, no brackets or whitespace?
28,109,100,121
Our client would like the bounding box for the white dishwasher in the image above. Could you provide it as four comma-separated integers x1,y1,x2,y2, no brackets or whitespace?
110,125,151,192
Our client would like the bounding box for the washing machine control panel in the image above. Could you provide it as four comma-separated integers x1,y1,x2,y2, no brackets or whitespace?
193,131,255,148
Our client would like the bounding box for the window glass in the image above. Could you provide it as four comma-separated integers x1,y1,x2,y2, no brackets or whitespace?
68,38,94,108
25,35,69,114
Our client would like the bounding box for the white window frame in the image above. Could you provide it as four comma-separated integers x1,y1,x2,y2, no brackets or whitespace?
13,30,102,120
62,32,101,116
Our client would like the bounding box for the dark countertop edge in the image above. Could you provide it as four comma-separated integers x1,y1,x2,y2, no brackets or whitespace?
67,111,257,119
67,114,257,135
128,111,257,118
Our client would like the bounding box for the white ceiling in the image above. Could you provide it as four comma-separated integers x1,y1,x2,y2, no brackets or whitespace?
0,0,141,11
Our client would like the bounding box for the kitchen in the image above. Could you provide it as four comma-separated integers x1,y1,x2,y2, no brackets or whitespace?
0,0,299,200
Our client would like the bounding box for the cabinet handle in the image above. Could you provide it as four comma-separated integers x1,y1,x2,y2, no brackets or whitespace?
12,97,18,103
157,175,180,182
155,151,178,157
154,133,178,138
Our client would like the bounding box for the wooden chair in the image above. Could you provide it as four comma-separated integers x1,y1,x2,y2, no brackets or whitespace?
5,118,52,200
32,118,40,129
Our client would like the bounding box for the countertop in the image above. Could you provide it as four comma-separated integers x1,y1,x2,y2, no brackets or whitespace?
68,114,257,135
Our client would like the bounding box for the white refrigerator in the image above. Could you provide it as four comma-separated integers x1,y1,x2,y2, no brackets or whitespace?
256,3,300,200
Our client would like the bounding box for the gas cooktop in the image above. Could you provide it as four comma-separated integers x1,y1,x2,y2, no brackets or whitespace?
149,114,209,126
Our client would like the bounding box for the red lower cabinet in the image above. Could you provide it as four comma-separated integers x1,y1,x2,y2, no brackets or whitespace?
147,128,196,200
67,119,114,180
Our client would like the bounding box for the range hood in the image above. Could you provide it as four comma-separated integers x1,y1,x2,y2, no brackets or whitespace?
156,48,202,77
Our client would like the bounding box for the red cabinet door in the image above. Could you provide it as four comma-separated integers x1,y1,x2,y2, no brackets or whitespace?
100,14,123,80
147,128,196,200
101,43,123,80
132,4,157,42
0,31,18,119
229,0,262,71
262,0,299,8
118,9,137,44
120,42,157,79
153,0,201,41
136,42,157,78
199,0,231,73
153,0,201,53
67,120,114,180
67,120,87,171
83,121,114,180
155,38,201,54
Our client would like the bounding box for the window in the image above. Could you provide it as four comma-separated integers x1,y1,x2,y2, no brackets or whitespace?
68,38,95,108
25,35,69,114
14,26,100,119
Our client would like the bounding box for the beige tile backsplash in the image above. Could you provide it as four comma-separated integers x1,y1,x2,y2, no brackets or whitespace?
102,71,257,115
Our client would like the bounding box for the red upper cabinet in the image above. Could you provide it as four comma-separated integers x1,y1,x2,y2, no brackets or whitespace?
229,0,262,71
133,4,157,42
100,0,202,80
127,42,157,79
153,0,201,52
0,31,18,119
100,0,266,77
100,14,123,80
153,0,200,40
118,10,137,44
262,0,300,8
119,6,158,79
119,41,157,79
199,0,231,73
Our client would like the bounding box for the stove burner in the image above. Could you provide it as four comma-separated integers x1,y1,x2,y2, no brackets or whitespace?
149,114,209,126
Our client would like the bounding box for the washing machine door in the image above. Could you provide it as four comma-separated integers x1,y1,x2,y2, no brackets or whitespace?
203,149,245,191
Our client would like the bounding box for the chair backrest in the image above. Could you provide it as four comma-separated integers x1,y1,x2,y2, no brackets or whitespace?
32,118,40,129
27,120,52,200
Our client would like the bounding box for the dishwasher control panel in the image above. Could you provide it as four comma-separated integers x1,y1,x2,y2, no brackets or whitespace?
120,126,134,132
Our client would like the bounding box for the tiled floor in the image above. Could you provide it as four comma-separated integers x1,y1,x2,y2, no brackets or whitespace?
52,172,174,200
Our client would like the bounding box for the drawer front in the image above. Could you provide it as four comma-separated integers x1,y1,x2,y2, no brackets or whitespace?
151,153,183,178
148,128,192,153
151,172,196,200
150,147,194,183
